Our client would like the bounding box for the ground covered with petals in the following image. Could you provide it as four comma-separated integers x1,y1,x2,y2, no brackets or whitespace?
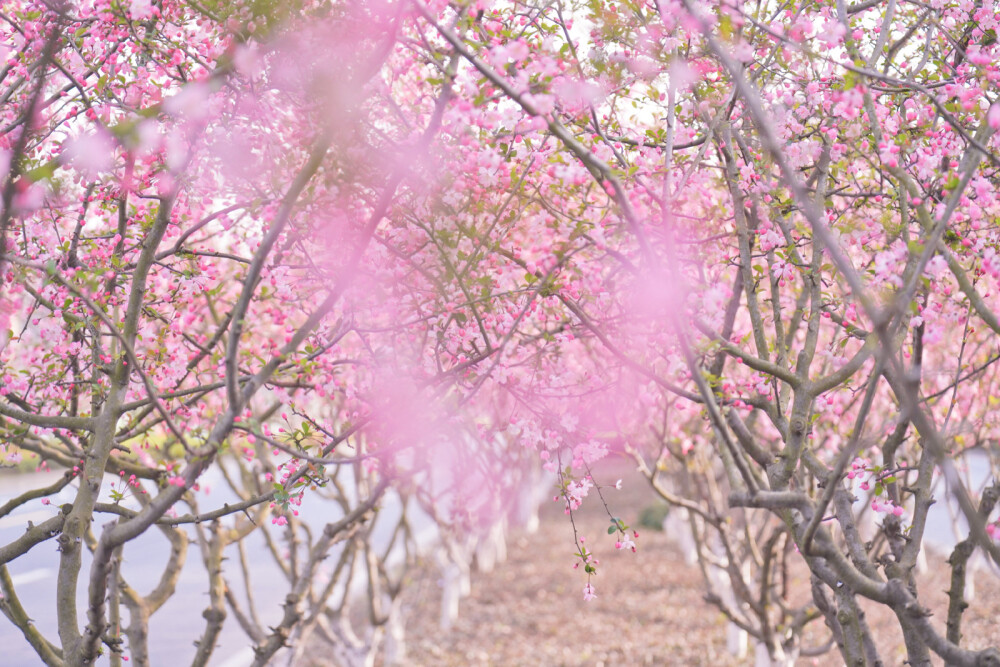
395,462,744,666
306,459,1000,666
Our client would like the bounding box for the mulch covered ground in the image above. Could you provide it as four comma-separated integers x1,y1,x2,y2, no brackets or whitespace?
308,458,1000,666
400,531,747,666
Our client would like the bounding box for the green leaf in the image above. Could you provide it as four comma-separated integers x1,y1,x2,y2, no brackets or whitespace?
25,160,57,182
718,14,733,39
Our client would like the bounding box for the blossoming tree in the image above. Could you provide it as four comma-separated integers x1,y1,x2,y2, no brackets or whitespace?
410,0,1000,664
3,0,1000,666
0,0,568,664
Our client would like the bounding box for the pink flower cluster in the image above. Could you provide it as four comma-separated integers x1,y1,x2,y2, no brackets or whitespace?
562,476,593,512
614,532,637,552
848,458,905,517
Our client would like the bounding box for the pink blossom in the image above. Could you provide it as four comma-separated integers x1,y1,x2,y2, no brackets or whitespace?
62,131,116,177
989,103,1000,131
615,534,636,552
130,0,155,19
564,477,593,510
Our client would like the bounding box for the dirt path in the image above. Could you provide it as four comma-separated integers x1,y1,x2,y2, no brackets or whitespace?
399,460,752,666
307,458,1000,666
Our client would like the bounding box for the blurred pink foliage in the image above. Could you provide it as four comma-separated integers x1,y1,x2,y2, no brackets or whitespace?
2,0,1000,663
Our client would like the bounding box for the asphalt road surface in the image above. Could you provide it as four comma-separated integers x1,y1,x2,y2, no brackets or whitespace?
0,468,434,666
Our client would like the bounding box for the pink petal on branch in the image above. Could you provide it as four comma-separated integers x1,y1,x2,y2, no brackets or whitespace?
989,103,1000,131
129,0,155,20
62,131,116,177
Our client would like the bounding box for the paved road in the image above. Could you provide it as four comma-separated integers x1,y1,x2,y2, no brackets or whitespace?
5,450,990,665
923,449,997,554
0,468,435,666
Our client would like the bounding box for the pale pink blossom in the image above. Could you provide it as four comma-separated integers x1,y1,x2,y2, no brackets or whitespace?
988,103,1000,131
62,131,116,177
130,0,155,19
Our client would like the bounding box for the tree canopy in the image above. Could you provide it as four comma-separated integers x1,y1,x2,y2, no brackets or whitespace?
1,0,999,665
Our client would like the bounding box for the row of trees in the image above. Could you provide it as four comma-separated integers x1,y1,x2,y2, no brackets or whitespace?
1,0,999,665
